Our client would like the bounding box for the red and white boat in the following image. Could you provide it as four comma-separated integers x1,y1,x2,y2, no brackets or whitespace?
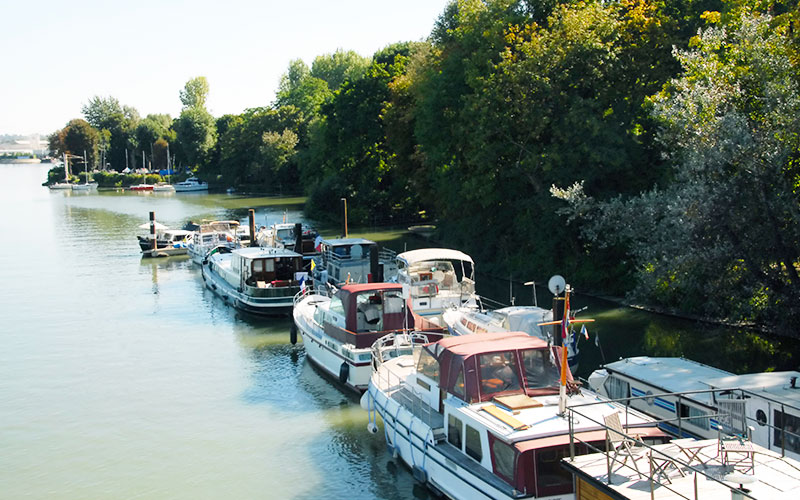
361,331,666,499
292,282,443,391
130,183,154,191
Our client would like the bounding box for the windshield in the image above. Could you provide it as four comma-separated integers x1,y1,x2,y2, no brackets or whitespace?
520,349,559,389
479,351,522,394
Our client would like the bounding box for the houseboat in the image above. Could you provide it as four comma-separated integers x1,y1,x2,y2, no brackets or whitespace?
361,331,666,499
588,357,800,461
292,282,443,392
201,246,305,315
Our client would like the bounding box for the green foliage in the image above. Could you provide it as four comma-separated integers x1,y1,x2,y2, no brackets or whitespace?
180,76,210,110
310,49,371,89
81,96,140,169
175,106,217,168
48,119,100,169
555,11,800,333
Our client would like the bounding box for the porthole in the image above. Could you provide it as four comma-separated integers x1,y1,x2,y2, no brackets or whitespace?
756,409,767,426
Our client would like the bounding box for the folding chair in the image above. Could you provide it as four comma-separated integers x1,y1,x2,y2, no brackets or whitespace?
605,411,648,479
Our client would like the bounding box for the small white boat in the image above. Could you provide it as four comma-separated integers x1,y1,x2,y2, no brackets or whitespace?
588,357,800,461
138,226,193,258
292,282,444,392
187,220,242,265
361,331,665,499
49,153,73,189
152,182,175,193
390,248,476,321
174,177,208,192
201,246,306,315
71,182,98,191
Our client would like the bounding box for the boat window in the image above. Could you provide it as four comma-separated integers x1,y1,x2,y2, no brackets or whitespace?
520,349,559,389
447,414,463,449
490,437,516,483
465,425,482,462
679,403,709,430
356,294,383,332
534,446,573,496
452,368,465,399
383,292,404,314
775,410,800,454
415,348,439,382
277,228,293,240
329,296,345,316
479,352,521,394
603,375,630,400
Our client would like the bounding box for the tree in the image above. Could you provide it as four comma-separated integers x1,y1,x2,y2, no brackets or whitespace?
554,11,800,333
311,49,371,90
180,76,210,110
48,119,100,173
175,107,217,168
81,96,140,169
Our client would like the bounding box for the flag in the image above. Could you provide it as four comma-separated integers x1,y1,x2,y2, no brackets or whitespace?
595,332,600,347
561,292,570,340
581,324,588,340
310,259,316,272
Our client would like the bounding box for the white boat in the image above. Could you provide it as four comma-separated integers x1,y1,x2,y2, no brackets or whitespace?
49,153,73,189
138,226,193,258
442,304,582,372
201,246,306,315
311,237,397,287
361,331,665,499
390,248,476,321
72,153,98,191
292,283,444,392
152,182,175,193
587,357,800,461
187,220,243,264
174,177,208,192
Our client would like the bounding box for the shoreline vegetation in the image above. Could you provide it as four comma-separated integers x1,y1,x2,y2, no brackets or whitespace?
41,1,800,339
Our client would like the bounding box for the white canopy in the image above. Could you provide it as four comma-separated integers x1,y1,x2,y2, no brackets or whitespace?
397,248,474,265
138,221,168,230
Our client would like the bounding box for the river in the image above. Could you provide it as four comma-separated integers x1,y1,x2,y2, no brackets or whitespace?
1,163,797,499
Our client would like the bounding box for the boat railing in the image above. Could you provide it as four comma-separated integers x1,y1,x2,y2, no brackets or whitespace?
575,386,800,458
564,399,760,500
293,285,331,306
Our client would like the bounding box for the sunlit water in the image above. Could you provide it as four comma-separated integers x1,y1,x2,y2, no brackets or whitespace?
0,164,430,500
2,164,798,499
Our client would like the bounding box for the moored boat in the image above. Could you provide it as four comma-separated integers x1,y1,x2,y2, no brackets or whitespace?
588,356,800,460
361,331,666,499
174,177,208,192
201,246,305,315
187,220,242,265
292,282,444,392
311,237,397,287
138,228,193,257
390,248,476,322
152,182,175,192
130,183,154,191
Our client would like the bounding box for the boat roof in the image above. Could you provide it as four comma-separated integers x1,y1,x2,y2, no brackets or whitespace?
163,229,193,236
232,246,302,259
397,248,474,265
320,237,376,246
704,371,800,406
437,331,549,356
602,357,733,399
340,283,403,294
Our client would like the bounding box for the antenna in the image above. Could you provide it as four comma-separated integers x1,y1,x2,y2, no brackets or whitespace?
524,281,537,307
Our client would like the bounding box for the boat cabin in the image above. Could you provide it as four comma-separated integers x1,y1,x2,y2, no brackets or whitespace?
315,238,386,285
227,247,304,291
409,332,663,498
318,284,421,349
393,248,475,314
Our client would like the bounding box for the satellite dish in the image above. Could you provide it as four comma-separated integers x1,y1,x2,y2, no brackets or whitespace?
548,275,566,295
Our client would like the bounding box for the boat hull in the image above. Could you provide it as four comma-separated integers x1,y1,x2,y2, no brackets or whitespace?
363,383,567,500
293,295,372,392
201,261,296,315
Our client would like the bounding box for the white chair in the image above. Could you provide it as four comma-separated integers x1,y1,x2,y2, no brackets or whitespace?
605,412,648,479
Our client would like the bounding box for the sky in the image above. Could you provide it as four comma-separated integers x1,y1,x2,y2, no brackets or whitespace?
0,0,451,136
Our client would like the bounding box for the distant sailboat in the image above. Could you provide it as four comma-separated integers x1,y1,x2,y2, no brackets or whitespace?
72,150,98,191
49,152,73,190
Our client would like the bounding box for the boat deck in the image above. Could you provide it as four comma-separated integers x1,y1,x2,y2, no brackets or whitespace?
562,439,800,499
